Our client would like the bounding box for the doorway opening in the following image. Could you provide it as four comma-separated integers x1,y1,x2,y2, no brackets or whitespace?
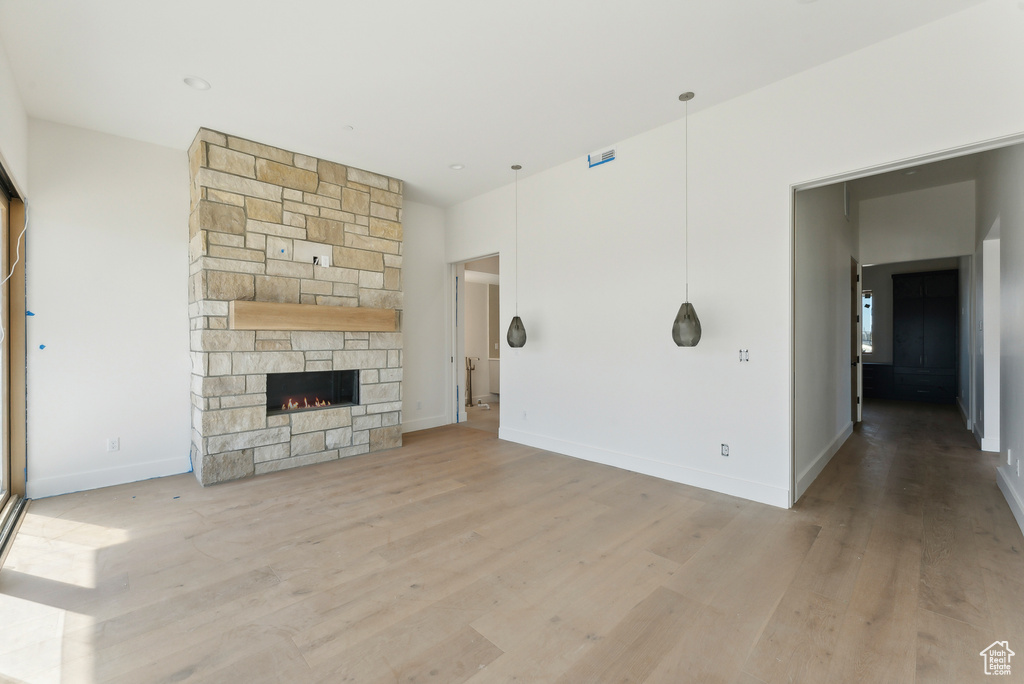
452,255,500,435
792,135,1024,505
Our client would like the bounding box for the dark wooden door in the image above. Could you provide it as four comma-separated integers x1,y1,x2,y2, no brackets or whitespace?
892,270,958,403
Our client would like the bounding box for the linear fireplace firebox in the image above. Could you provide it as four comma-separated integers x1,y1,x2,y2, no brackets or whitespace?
266,369,359,415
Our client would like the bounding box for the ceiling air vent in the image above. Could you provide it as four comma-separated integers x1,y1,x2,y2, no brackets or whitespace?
588,146,615,168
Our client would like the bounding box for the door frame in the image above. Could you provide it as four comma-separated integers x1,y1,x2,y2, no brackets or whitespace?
788,130,1024,506
448,253,501,426
851,257,862,424
0,189,8,510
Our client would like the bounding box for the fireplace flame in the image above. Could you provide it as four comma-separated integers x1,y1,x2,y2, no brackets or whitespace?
281,396,332,411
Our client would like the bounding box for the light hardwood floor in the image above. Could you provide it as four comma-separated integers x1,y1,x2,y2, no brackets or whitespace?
1,400,1022,682
462,401,499,436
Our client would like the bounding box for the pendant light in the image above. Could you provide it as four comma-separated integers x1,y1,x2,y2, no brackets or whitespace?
672,92,702,347
507,164,527,348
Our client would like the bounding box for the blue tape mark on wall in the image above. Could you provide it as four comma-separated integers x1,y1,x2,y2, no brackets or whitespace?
38,344,45,350
26,311,34,316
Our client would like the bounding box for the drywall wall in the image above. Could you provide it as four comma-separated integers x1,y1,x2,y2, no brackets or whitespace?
0,38,28,195
861,257,960,364
464,281,491,401
26,119,191,498
958,254,972,425
401,200,449,433
794,183,858,499
973,241,987,443
860,181,976,265
444,0,1024,507
976,143,1024,534
981,238,1001,451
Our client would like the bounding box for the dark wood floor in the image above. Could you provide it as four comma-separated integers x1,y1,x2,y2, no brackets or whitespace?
0,399,1021,682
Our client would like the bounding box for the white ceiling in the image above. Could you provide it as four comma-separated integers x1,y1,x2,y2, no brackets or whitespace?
0,0,987,207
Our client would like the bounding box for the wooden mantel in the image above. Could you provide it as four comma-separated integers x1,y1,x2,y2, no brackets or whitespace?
228,301,397,332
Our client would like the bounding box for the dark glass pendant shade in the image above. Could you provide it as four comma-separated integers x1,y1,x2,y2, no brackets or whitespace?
507,315,527,348
672,302,701,347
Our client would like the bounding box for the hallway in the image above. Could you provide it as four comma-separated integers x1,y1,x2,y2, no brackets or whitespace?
789,399,1024,682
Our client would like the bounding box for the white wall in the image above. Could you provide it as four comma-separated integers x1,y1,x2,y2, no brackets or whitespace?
976,143,1024,534
26,120,191,498
861,257,960,364
974,173,1006,453
859,181,976,266
794,184,857,499
0,38,28,195
981,238,1001,451
973,240,987,442
464,281,491,401
401,200,449,433
444,0,1024,508
958,254,972,425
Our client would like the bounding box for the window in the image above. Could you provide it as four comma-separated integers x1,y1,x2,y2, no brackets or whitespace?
861,290,873,354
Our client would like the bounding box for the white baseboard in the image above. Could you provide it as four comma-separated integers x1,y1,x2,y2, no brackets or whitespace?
997,466,1024,538
981,435,1001,453
27,457,190,500
498,427,790,508
957,396,972,430
795,422,854,501
401,415,448,434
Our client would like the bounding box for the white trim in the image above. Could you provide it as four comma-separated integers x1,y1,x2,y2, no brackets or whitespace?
464,270,499,285
27,457,188,499
795,422,854,501
788,187,797,507
981,435,1000,453
957,396,972,430
997,467,1024,538
792,131,1024,191
401,415,448,434
499,427,790,508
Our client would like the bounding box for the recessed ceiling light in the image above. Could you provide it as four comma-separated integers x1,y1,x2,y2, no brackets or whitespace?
183,76,211,91
449,164,465,170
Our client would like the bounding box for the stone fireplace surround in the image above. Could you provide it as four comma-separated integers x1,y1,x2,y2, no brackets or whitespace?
188,129,403,485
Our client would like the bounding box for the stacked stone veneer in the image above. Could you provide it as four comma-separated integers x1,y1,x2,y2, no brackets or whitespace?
187,129,403,485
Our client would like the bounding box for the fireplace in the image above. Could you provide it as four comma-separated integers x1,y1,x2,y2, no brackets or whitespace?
267,370,359,416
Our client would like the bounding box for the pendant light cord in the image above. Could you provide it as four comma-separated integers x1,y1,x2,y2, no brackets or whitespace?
514,166,519,316
684,97,689,303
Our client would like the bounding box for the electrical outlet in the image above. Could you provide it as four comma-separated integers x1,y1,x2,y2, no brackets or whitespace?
107,438,120,452
1008,447,1013,466
721,444,729,457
